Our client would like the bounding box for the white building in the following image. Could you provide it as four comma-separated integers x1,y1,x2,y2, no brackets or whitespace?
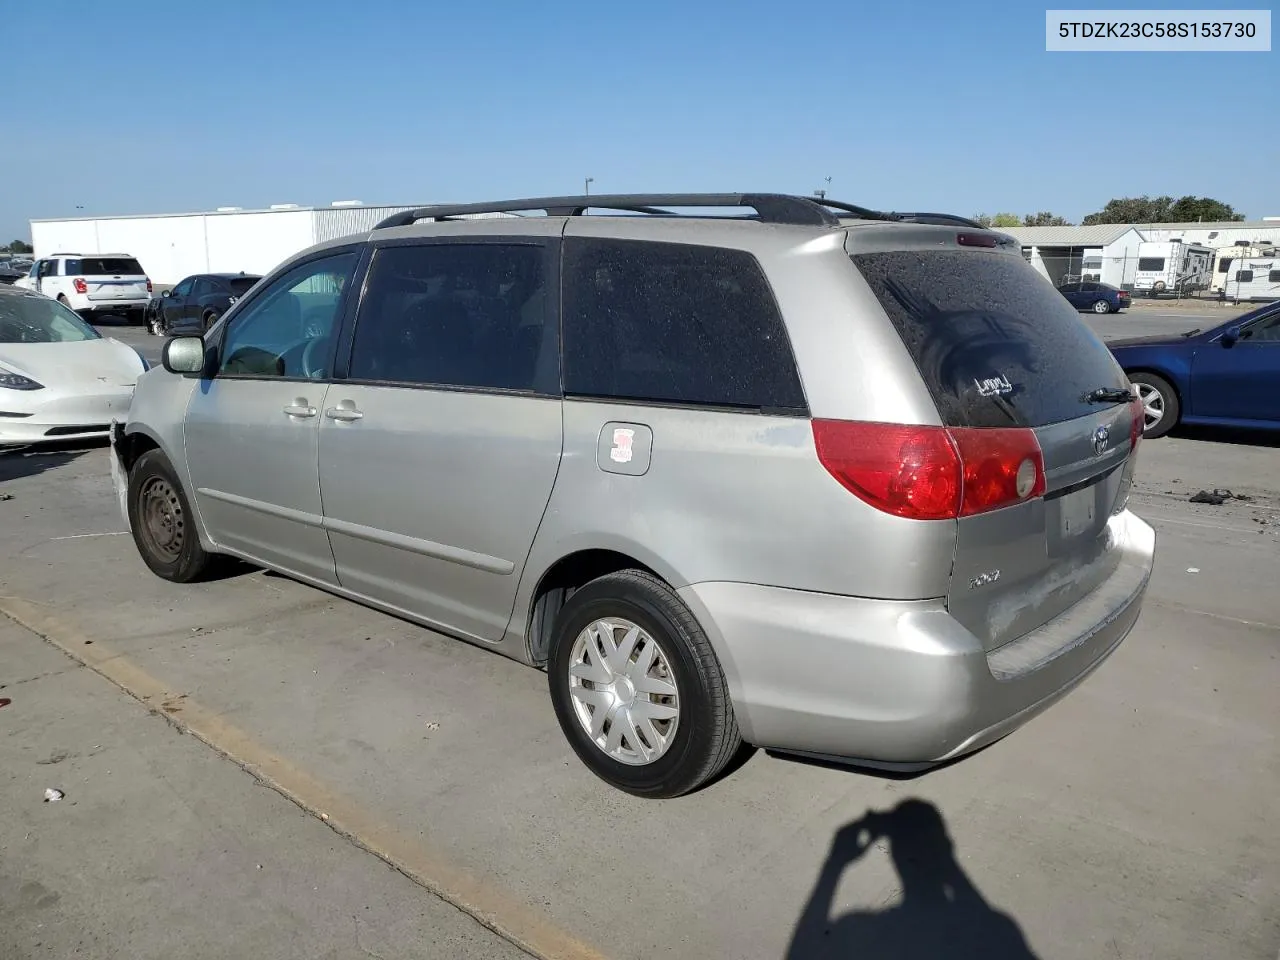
28,202,509,287
1001,220,1280,291
1003,224,1145,289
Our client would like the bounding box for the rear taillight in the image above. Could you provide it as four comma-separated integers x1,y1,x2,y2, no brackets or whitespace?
1128,394,1143,448
146,278,153,293
73,277,87,294
812,420,1045,521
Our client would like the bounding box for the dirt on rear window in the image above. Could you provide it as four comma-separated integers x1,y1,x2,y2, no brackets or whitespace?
852,249,1130,428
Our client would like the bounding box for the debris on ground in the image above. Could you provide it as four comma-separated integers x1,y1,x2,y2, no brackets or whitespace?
43,788,64,803
1189,489,1253,505
1187,567,1201,574
0,697,11,709
0,493,13,502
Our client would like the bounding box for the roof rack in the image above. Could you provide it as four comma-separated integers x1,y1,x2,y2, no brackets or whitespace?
373,194,992,233
375,194,850,230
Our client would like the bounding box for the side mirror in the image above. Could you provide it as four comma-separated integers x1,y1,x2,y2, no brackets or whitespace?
159,289,170,298
162,336,207,375
1221,325,1241,347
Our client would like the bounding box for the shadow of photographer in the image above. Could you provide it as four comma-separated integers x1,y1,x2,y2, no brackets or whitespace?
786,798,1040,959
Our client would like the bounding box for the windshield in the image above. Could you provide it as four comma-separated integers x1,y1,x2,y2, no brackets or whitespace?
0,295,103,343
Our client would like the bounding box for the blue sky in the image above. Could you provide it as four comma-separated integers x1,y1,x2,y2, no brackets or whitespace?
1,0,1274,241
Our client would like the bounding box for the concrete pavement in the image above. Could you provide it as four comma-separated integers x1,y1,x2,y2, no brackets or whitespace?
1,422,1278,958
0,615,528,960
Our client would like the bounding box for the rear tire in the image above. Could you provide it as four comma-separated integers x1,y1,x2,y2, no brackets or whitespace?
548,569,741,798
127,449,216,582
1092,299,1112,314
1129,372,1179,439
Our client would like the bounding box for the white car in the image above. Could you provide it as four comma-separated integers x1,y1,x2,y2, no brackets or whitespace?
14,253,152,323
0,286,147,446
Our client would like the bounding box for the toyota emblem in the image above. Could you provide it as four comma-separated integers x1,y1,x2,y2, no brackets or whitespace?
1091,424,1110,456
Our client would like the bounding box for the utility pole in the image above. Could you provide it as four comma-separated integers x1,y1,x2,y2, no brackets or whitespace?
584,177,594,196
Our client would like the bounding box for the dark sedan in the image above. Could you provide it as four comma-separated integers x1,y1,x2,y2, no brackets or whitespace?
1058,281,1131,314
147,272,261,336
1109,301,1280,438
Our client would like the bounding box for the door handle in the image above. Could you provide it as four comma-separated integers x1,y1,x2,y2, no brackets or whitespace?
283,400,317,419
324,404,363,422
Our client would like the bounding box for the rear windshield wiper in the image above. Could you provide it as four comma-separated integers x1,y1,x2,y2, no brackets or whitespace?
1082,387,1134,404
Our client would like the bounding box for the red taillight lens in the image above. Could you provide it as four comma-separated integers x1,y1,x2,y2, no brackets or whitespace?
812,420,960,519
812,420,1045,520
73,277,87,294
146,278,153,293
1128,394,1143,448
949,427,1046,515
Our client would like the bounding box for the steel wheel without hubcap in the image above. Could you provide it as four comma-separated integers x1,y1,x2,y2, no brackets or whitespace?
567,617,680,765
1135,382,1165,432
138,476,184,562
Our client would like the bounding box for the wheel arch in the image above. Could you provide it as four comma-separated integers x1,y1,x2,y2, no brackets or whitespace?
521,547,669,666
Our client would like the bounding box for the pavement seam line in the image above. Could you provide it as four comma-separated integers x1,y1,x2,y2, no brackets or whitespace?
0,596,609,960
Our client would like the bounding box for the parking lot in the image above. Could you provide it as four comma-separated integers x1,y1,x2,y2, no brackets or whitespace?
1,308,1277,959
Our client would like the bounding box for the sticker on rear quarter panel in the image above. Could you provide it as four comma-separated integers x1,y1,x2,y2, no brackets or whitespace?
597,422,652,476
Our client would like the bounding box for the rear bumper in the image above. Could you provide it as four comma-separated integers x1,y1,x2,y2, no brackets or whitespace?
679,509,1155,768
80,299,149,312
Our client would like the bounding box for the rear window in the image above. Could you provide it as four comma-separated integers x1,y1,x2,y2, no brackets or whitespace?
562,238,806,413
851,249,1129,429
1137,257,1165,272
228,277,259,296
77,257,145,276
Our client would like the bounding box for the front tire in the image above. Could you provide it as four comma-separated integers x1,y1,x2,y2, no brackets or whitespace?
548,569,741,798
127,449,216,582
1129,372,1179,439
1092,299,1113,314
203,311,220,331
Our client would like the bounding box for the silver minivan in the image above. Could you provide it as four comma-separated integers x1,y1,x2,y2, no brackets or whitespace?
112,194,1155,798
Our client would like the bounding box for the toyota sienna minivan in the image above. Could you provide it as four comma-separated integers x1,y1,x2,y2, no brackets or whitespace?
111,193,1155,797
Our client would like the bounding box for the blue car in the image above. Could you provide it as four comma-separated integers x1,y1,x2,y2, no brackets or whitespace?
1057,280,1131,314
1109,301,1280,438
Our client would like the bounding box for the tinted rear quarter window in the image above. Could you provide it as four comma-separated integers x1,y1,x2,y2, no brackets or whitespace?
80,257,145,275
851,249,1128,429
562,238,806,412
228,278,259,296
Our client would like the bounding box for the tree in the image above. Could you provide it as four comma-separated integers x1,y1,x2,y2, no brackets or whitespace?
1165,196,1244,223
1022,211,1071,227
1082,195,1243,225
5,240,32,254
972,212,1071,228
